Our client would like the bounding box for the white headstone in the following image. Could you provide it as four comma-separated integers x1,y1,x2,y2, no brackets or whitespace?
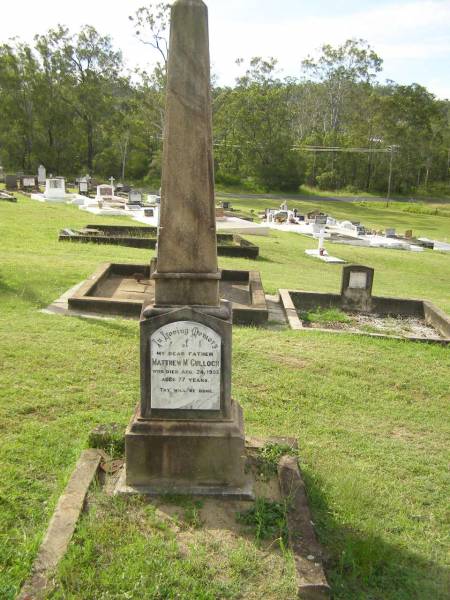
97,185,113,198
37,165,46,184
22,177,36,187
150,321,221,410
317,229,325,252
44,178,66,199
128,190,142,204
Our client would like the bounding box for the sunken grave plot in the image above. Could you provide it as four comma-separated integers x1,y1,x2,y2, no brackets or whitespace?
59,225,259,258
280,264,450,343
66,261,268,326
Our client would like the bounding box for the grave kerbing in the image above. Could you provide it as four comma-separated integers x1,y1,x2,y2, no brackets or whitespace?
122,0,250,497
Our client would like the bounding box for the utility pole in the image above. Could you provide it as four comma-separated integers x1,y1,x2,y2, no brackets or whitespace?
386,145,398,205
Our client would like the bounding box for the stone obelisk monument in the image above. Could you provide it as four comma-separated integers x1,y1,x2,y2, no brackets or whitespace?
154,0,219,307
122,0,250,497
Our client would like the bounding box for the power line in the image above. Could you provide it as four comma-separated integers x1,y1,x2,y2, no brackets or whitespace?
292,145,398,154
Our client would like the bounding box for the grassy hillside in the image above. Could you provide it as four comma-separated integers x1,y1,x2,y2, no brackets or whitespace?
0,195,449,599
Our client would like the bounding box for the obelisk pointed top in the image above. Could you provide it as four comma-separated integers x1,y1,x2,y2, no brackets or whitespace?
173,0,206,5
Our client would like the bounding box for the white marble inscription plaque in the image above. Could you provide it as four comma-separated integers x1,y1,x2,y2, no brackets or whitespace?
151,321,221,410
349,272,368,289
23,177,35,187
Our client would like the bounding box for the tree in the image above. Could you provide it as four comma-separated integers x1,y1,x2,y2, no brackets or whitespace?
301,39,383,135
0,41,40,171
214,58,303,191
130,3,170,69
37,26,124,171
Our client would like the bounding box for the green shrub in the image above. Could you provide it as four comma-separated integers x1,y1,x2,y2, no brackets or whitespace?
316,170,338,190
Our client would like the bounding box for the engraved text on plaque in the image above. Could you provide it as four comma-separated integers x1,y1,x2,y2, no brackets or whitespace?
150,321,221,410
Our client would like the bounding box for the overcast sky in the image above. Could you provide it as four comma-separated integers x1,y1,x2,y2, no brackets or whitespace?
2,0,450,99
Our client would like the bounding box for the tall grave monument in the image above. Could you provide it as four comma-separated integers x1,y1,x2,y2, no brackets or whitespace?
122,0,250,497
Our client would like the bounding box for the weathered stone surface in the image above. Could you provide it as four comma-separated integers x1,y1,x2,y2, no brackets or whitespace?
140,304,232,420
278,455,331,599
423,300,450,338
5,174,17,190
154,0,218,306
122,0,251,499
341,264,374,312
124,401,249,494
150,321,221,411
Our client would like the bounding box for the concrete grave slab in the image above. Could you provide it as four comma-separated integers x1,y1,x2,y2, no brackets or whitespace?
63,262,268,326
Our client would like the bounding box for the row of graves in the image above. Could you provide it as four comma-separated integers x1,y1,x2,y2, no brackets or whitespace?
30,175,161,215
2,163,162,222
18,3,450,598
3,163,267,236
4,164,47,193
265,205,450,253
1,167,51,201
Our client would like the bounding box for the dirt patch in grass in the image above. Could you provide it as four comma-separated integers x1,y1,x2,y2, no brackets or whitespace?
269,353,309,369
389,426,424,442
300,310,443,339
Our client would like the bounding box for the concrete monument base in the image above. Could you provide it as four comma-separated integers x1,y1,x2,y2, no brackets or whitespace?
122,400,252,498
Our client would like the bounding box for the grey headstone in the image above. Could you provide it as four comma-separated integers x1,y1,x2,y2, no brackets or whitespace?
341,265,374,312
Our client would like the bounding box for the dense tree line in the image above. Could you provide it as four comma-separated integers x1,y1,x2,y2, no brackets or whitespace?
0,7,449,195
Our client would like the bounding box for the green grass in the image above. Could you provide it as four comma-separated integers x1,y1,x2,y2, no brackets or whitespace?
237,498,289,545
216,182,450,202
47,493,297,600
0,194,449,599
299,184,389,199
300,307,352,325
258,441,299,476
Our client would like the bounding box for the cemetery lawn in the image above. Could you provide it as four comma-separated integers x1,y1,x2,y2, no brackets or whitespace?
0,195,449,599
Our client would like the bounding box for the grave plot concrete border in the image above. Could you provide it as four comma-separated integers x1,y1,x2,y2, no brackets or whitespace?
67,263,268,326
279,288,450,344
59,227,158,249
59,226,259,258
246,436,331,599
17,449,103,600
18,438,330,599
278,456,331,599
216,233,259,258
